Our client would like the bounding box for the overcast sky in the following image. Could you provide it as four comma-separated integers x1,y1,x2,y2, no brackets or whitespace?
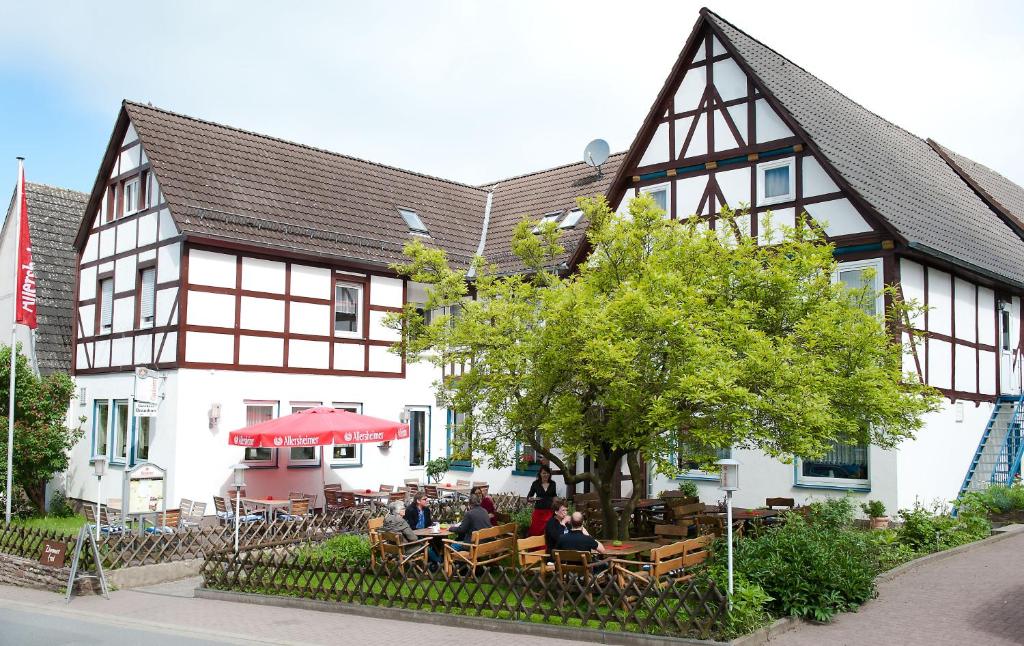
0,0,1021,195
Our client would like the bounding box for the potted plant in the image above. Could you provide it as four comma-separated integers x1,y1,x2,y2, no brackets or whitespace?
425,457,452,484
861,499,888,529
516,452,539,473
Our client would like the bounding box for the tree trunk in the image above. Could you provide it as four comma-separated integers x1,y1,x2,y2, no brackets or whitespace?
22,480,46,514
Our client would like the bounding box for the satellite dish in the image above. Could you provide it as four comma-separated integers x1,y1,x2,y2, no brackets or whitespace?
583,139,610,172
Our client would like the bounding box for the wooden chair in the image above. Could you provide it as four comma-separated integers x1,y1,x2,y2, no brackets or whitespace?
424,485,440,500
182,501,206,528
443,523,517,576
553,549,609,592
178,498,195,518
612,535,713,591
471,481,488,490
325,490,356,512
388,491,407,503
377,530,431,573
278,498,310,521
367,516,385,564
456,479,471,488
516,535,553,578
379,484,394,493
766,497,796,510
144,509,181,534
652,523,692,544
86,505,125,535
660,492,699,504
694,514,724,537
213,496,233,525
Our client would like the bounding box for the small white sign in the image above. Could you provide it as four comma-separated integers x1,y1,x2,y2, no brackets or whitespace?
134,400,159,417
134,370,160,404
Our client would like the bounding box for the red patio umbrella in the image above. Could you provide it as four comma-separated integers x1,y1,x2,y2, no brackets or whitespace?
228,406,409,448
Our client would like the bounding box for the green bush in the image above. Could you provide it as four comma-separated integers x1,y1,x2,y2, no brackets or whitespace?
897,502,990,553
47,491,74,518
860,499,886,519
865,529,916,572
719,512,876,622
677,480,699,499
699,564,772,638
510,508,532,537
806,496,855,530
958,483,1024,515
302,534,372,566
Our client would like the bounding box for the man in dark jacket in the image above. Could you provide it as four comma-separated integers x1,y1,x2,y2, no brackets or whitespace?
556,512,606,555
545,499,570,556
448,494,492,543
405,492,433,529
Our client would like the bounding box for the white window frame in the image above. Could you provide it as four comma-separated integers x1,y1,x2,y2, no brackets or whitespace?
139,267,157,328
146,172,160,209
559,209,584,229
406,406,431,468
287,402,322,467
795,441,871,490
242,401,278,467
123,177,140,217
757,157,795,206
676,445,732,481
333,282,363,338
134,415,153,464
99,278,114,333
399,208,430,236
93,399,110,459
833,258,884,319
640,182,670,215
532,211,562,234
111,399,130,464
330,402,363,468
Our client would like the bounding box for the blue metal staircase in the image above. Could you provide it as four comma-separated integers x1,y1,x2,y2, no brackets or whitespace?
959,395,1024,498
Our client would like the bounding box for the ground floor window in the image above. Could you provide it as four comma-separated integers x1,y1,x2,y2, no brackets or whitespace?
135,416,152,462
331,402,363,467
514,433,544,474
112,400,130,463
93,400,110,457
288,402,321,466
447,410,471,470
407,407,429,467
243,401,277,466
676,442,732,480
798,441,869,486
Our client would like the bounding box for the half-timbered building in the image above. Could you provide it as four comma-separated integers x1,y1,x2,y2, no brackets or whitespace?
66,8,1024,514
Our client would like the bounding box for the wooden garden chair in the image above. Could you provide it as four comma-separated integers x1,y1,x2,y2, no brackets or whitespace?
456,479,471,488
516,535,553,579
552,549,610,601
424,485,440,501
378,484,394,492
388,491,407,504
612,535,712,588
652,523,692,545
144,509,181,534
181,501,206,528
442,523,517,576
766,497,795,510
377,530,431,573
278,498,310,521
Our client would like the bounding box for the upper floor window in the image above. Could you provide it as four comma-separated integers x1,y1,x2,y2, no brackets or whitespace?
559,209,584,229
123,177,140,217
243,401,277,466
834,259,883,318
138,267,156,328
399,208,429,236
532,211,562,234
334,283,363,337
758,158,795,206
145,172,161,209
99,278,114,334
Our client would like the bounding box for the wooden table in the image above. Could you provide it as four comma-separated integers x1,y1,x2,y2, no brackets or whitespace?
437,484,471,498
343,490,391,504
242,498,291,524
602,540,661,557
413,526,453,537
715,508,779,521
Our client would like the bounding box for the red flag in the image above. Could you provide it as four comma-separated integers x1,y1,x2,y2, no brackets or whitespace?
14,162,36,329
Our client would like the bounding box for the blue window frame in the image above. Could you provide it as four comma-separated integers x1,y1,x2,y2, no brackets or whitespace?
446,410,472,471
407,406,430,467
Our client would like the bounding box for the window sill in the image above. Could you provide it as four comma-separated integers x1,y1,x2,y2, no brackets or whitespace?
449,463,473,472
329,463,363,469
512,469,540,477
242,463,278,470
675,473,719,482
286,464,322,469
793,482,871,493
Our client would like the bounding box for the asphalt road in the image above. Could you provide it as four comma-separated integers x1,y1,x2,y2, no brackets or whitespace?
0,606,233,646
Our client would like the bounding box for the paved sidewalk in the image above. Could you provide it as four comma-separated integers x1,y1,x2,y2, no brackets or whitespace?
773,529,1024,646
0,580,594,646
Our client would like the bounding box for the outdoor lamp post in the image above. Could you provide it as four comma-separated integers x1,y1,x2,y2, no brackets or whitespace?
92,456,108,541
717,457,740,605
231,463,248,553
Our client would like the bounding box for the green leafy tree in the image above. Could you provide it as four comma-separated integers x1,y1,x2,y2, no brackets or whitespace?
388,195,941,538
0,344,83,514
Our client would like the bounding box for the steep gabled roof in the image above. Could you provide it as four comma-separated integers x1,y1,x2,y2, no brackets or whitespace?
700,9,1024,287
2,183,88,374
928,138,1024,238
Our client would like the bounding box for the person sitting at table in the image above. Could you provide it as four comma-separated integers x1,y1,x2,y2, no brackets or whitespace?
384,500,442,565
447,494,492,545
544,499,570,556
527,465,558,536
555,512,606,556
472,486,497,524
405,492,433,530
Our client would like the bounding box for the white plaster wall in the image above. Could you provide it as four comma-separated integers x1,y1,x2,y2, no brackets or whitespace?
713,58,746,102
370,276,403,308
289,302,330,336
114,255,137,293
137,212,158,247
804,199,872,237
685,114,708,159
928,268,953,336
674,65,705,113
334,343,364,371
713,110,738,151
368,345,401,373
240,297,284,332
369,310,400,342
157,242,180,283
716,167,750,209
184,331,233,363
157,209,176,241
675,176,706,218
954,278,976,342
115,219,137,254
801,157,839,197
290,264,331,299
188,249,235,288
186,291,235,327
80,266,97,300
112,296,134,333
288,340,329,370
241,257,284,294
759,207,794,245
155,287,177,326
754,99,794,144
896,400,990,510
239,335,283,366
639,122,670,167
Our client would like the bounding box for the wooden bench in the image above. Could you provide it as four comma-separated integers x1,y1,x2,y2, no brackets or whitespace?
443,523,517,576
612,535,712,591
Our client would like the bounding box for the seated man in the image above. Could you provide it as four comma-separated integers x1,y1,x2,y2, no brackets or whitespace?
556,511,606,556
447,494,492,546
405,492,433,530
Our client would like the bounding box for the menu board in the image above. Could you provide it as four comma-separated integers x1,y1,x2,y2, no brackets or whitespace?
123,462,166,516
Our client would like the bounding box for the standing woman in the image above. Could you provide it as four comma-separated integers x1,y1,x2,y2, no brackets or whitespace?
527,465,558,536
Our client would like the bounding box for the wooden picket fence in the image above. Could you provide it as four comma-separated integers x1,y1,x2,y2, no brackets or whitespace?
201,537,728,640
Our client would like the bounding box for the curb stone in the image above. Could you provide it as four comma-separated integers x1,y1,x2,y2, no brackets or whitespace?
196,587,730,646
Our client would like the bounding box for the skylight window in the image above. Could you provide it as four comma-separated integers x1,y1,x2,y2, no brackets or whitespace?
399,208,429,236
532,211,562,233
559,209,583,229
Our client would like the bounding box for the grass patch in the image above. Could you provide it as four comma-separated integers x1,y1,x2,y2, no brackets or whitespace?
12,515,86,534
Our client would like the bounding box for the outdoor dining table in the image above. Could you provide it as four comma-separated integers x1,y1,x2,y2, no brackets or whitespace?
438,483,472,498
602,540,662,557
713,507,779,521
242,497,291,524
413,526,454,537
344,490,391,504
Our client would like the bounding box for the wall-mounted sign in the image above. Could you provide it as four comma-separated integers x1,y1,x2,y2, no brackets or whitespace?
134,368,161,405
39,540,66,568
134,400,158,417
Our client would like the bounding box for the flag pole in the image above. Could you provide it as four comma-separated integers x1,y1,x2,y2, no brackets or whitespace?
6,157,24,524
